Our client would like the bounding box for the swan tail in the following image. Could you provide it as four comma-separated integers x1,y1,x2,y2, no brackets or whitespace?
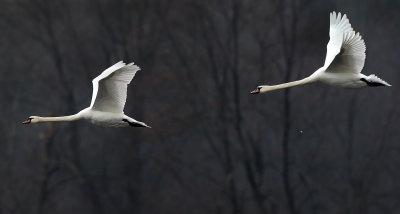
362,74,391,87
122,119,151,128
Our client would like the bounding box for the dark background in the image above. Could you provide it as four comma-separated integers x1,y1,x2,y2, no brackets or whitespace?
0,0,399,213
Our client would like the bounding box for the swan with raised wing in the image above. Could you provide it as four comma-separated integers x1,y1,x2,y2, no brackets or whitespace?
23,61,151,128
251,12,391,94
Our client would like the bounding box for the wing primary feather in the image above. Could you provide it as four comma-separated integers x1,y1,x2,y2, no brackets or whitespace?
324,12,358,68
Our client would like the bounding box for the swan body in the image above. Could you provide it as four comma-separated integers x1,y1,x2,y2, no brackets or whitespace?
23,61,150,128
251,12,391,94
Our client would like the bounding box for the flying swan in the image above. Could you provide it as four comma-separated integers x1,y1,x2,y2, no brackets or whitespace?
250,12,391,94
23,61,151,128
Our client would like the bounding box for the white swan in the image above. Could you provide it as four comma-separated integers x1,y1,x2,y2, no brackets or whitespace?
23,61,151,128
251,12,391,94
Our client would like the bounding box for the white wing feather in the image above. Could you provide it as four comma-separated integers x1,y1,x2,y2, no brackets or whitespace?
323,12,354,68
90,61,140,113
326,31,366,73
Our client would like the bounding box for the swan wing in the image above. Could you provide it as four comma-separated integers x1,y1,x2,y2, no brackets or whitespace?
325,31,366,73
323,12,354,69
90,61,140,113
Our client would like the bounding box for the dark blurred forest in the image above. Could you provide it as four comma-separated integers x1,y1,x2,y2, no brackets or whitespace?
0,0,399,213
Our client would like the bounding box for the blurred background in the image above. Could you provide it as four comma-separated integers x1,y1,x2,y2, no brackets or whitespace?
0,0,399,213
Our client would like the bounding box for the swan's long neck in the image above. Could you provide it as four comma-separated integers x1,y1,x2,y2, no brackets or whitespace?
260,76,315,93
37,114,82,122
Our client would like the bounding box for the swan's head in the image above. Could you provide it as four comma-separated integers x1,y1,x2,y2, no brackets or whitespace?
250,86,272,94
22,116,39,124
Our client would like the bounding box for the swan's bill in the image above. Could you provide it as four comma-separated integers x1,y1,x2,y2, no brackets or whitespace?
22,116,39,124
250,87,261,94
22,117,32,124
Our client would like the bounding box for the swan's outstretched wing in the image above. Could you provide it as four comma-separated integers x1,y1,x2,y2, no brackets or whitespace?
325,30,366,73
323,12,360,71
90,61,140,113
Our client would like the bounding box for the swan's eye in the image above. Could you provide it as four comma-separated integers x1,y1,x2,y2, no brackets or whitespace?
257,86,262,90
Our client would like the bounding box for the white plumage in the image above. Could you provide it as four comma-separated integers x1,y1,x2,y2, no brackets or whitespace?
251,12,391,94
91,62,139,113
23,61,151,128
